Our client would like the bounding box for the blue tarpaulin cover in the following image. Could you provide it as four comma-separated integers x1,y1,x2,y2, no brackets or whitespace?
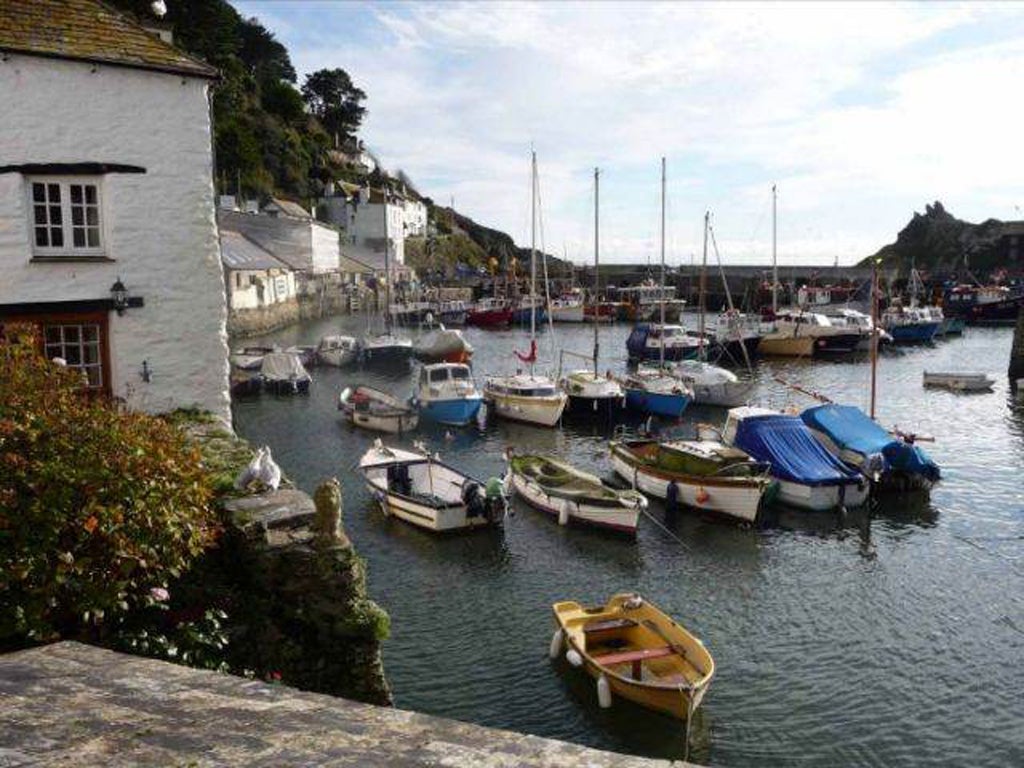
801,404,940,483
733,413,861,486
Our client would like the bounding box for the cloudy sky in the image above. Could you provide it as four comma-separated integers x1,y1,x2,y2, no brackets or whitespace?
235,1,1024,267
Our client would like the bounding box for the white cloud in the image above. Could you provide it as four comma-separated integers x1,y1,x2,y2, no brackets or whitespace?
236,1,1024,265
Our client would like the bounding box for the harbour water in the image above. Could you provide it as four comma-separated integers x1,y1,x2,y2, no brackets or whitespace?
233,315,1024,766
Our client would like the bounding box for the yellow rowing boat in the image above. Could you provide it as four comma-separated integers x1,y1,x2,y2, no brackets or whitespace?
551,593,714,720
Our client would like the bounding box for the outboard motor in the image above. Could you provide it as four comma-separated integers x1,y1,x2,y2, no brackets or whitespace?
625,323,651,363
463,481,484,518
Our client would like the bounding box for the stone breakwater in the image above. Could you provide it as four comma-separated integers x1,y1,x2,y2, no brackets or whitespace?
0,642,682,766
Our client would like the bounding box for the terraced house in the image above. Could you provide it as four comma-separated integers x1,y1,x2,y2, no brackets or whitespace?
0,0,231,423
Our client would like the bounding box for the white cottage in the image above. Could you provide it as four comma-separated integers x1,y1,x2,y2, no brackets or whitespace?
0,0,230,423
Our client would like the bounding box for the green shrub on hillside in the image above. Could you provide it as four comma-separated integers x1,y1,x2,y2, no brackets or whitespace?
0,324,219,648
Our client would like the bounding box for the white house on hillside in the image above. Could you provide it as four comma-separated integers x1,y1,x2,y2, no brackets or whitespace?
319,186,428,268
220,230,296,313
0,0,230,422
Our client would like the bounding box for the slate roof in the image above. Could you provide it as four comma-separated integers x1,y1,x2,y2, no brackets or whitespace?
264,198,312,220
0,0,217,79
220,230,290,272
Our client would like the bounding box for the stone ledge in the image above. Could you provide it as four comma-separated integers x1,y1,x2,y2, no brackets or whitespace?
0,642,683,767
223,488,317,540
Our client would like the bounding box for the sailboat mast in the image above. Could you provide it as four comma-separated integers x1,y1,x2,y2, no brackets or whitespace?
660,156,666,368
772,184,778,314
593,167,600,376
383,185,392,335
870,257,879,419
530,150,537,374
699,211,708,359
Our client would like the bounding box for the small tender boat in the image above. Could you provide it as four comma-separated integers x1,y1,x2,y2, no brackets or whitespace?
260,351,311,395
483,372,568,427
506,453,647,535
413,363,483,426
551,593,714,720
801,403,941,492
922,371,995,393
359,441,505,532
610,435,775,523
656,360,754,408
413,325,473,364
723,406,868,511
623,369,692,418
466,297,513,328
317,334,358,367
360,333,414,369
339,385,418,434
230,345,274,371
561,370,626,421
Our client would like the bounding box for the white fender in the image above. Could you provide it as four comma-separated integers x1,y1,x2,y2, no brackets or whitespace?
565,648,583,668
558,499,571,526
597,674,612,709
549,629,564,659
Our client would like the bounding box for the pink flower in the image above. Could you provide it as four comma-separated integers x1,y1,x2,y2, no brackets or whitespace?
149,587,170,602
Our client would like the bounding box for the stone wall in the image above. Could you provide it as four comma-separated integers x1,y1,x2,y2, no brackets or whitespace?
227,295,301,336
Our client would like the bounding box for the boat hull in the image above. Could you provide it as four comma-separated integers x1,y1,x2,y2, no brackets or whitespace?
758,334,816,357
551,305,586,322
887,322,939,344
512,307,549,325
508,471,640,534
319,349,356,367
419,396,483,426
688,380,754,408
361,344,414,368
466,308,513,328
609,450,767,523
564,394,627,422
775,478,869,511
485,392,567,427
624,388,689,418
941,317,965,335
345,410,418,434
367,485,495,532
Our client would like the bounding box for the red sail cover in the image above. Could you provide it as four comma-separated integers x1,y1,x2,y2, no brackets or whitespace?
514,339,537,363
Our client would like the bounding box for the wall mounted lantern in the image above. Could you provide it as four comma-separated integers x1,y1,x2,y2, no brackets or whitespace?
110,277,129,315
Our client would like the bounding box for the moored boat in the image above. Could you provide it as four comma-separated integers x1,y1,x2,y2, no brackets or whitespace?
359,441,505,533
339,385,418,434
260,351,311,395
758,310,861,357
722,406,868,511
922,371,995,392
550,293,586,322
801,403,940,492
626,323,702,363
511,295,548,326
944,283,1024,326
551,593,714,720
506,453,646,534
623,369,692,418
316,334,358,367
413,325,473,364
656,360,754,408
610,436,775,523
881,305,940,344
561,370,626,421
360,332,415,368
412,362,483,426
466,297,513,328
483,372,568,426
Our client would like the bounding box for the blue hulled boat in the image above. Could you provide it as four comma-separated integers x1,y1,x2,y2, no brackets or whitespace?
881,306,940,344
800,404,940,492
623,369,692,418
413,363,483,426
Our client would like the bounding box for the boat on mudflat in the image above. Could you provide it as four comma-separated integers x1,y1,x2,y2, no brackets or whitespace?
359,441,505,533
506,453,646,535
339,385,418,434
722,406,868,511
551,593,715,720
801,403,940,492
610,435,776,523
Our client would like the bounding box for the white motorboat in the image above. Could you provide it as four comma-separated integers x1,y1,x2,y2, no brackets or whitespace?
339,385,418,434
484,372,568,427
922,371,995,393
317,335,358,367
759,310,862,357
413,363,483,426
655,360,754,408
722,406,869,511
361,332,414,368
821,308,892,351
260,351,311,395
413,325,473,364
359,441,505,533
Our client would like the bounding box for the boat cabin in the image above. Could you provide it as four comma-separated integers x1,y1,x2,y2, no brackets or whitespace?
417,363,477,397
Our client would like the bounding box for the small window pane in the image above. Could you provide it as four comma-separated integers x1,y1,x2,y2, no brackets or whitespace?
32,183,45,203
49,205,62,224
73,229,85,247
34,206,47,225
35,227,49,247
85,186,97,204
50,229,63,247
86,229,100,248
64,345,81,365
64,326,79,343
72,207,83,226
83,326,98,342
70,185,83,204
47,184,60,202
85,207,98,226
45,327,61,344
83,344,99,364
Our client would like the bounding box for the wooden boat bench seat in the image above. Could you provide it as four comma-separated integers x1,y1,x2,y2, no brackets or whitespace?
592,645,676,681
583,617,637,634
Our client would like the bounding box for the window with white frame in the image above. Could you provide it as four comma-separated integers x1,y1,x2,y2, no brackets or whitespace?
29,177,104,256
43,323,104,388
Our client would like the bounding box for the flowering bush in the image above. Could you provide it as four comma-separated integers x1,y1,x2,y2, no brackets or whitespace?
0,324,219,647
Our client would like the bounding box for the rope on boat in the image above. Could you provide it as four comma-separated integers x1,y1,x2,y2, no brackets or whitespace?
639,504,690,550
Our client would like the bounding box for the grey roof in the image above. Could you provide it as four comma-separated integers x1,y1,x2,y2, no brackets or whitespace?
220,230,290,271
264,198,312,220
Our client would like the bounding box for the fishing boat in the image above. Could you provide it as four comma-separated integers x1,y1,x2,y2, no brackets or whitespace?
506,453,646,534
881,304,940,344
316,334,358,367
359,441,505,532
339,385,418,434
820,308,892,351
560,168,627,422
483,151,568,428
623,368,692,418
610,435,775,523
801,403,941,492
758,310,861,357
550,291,586,322
466,297,514,328
431,300,469,326
260,351,311,395
413,325,473,364
618,283,682,322
658,360,754,408
922,371,995,392
412,363,483,426
944,283,1024,326
551,593,715,720
722,406,868,511
511,294,548,326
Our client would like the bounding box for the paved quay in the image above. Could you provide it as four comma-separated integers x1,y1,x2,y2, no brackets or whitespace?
0,642,691,767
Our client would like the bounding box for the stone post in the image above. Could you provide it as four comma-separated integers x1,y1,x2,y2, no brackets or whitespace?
1010,307,1024,391
313,477,350,549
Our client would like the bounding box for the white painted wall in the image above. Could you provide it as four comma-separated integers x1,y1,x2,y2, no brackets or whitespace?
226,269,296,310
310,221,341,273
0,54,230,423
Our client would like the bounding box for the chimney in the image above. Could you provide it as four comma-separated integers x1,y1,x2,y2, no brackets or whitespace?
142,1,174,44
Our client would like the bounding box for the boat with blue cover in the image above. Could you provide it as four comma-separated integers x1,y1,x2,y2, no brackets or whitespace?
722,406,868,511
413,362,483,426
800,404,940,492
